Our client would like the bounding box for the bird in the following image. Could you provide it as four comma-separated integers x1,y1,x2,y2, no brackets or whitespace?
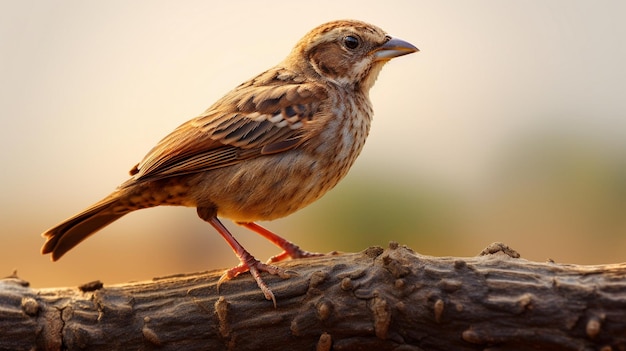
41,19,418,305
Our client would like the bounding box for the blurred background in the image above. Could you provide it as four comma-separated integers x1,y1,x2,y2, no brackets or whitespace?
1,1,625,288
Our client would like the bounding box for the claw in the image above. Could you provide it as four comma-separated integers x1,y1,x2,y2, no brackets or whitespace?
217,257,292,307
248,263,277,307
216,262,247,293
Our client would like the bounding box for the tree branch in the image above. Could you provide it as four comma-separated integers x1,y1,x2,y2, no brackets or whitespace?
2,242,625,350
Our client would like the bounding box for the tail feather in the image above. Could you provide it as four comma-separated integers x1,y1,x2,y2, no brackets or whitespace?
41,196,128,261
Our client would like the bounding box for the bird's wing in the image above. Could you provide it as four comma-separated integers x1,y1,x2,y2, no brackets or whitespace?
127,76,328,184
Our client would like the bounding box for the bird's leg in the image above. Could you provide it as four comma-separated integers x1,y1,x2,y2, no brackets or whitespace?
237,222,323,263
197,208,289,307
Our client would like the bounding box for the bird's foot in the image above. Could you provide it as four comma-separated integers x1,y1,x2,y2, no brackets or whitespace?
218,252,292,307
266,245,324,263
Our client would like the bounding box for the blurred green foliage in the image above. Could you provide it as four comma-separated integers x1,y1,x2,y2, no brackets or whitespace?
486,131,626,240
293,172,464,254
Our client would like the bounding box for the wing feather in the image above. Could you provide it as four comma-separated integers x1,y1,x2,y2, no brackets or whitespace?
127,69,328,185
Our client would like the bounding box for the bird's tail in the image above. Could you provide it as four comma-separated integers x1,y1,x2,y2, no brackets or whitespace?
41,193,129,261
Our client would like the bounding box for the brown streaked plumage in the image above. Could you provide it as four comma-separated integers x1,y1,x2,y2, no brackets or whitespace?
41,19,418,305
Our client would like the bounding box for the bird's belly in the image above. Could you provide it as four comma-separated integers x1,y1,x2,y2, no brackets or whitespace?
191,151,352,222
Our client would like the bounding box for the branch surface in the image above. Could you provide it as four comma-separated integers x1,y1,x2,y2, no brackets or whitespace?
1,242,625,351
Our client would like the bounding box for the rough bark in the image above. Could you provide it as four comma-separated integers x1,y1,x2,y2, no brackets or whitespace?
1,242,625,351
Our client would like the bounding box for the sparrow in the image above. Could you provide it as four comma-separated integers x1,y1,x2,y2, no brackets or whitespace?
41,19,418,305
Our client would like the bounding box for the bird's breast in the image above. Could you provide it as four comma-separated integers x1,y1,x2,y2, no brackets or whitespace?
193,93,373,222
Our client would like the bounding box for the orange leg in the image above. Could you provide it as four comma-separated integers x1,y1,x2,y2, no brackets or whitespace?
237,222,323,263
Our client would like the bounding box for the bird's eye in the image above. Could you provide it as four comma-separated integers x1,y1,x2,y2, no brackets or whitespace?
343,35,360,50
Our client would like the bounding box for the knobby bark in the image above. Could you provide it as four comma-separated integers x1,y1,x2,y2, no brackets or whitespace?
1,242,625,351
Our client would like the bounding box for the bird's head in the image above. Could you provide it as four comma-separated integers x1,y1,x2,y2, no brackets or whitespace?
285,20,418,91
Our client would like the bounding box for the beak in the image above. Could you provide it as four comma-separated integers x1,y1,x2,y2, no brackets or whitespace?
373,37,419,61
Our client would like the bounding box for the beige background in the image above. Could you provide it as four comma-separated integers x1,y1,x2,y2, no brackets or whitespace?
1,1,625,288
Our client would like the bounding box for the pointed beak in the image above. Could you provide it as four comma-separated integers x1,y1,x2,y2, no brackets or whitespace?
373,36,419,61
